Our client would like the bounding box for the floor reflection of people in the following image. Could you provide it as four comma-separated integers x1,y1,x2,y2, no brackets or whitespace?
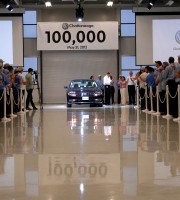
104,108,115,126
26,110,36,126
119,107,128,135
103,108,115,137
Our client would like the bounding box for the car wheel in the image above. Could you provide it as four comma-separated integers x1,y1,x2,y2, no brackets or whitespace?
98,103,103,107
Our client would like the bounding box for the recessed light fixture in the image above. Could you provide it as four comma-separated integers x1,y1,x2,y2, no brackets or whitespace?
45,1,52,7
107,0,113,7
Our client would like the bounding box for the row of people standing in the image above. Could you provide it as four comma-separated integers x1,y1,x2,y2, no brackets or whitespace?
136,56,180,118
118,72,136,105
92,71,136,106
0,59,37,120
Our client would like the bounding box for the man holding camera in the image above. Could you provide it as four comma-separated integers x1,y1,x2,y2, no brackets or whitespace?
25,68,38,110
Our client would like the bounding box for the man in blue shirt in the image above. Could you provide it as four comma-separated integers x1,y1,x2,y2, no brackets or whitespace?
146,67,157,111
96,75,104,89
96,75,104,104
13,68,23,113
163,57,177,117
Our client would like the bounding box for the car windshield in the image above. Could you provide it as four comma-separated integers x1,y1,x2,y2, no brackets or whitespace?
69,80,98,89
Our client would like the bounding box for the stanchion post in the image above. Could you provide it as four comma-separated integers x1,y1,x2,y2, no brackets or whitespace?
153,86,160,116
142,85,149,113
148,86,155,114
10,88,17,118
23,89,29,113
163,85,172,119
18,88,25,115
1,88,11,122
167,119,170,151
134,85,140,109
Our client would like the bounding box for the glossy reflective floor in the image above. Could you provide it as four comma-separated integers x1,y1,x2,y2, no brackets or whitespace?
0,105,180,200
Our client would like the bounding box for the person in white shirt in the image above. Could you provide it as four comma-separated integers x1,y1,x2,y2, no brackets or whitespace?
139,67,148,109
18,67,26,92
126,71,136,105
103,72,111,105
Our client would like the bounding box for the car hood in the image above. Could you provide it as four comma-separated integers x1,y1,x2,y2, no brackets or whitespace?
68,87,101,92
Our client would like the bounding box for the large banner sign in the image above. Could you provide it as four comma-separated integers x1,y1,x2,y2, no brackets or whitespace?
37,22,118,50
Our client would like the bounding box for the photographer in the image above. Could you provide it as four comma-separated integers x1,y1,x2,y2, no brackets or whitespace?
25,68,38,110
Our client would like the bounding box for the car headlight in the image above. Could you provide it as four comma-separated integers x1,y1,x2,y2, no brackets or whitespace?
68,91,77,97
93,91,102,96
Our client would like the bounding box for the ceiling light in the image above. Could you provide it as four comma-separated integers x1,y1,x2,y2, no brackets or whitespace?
6,3,10,8
147,0,155,10
107,0,113,6
45,1,52,7
76,4,84,22
147,3,153,10
7,4,13,11
1,0,13,11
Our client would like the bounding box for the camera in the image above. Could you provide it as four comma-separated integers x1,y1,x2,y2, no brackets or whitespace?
33,70,39,80
33,70,39,75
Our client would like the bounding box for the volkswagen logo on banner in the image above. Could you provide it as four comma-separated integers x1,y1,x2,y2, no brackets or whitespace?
175,31,180,44
62,23,69,30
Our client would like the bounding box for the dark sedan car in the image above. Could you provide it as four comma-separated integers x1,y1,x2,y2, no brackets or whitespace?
64,79,103,107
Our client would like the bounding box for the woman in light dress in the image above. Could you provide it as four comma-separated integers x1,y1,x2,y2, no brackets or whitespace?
120,76,127,105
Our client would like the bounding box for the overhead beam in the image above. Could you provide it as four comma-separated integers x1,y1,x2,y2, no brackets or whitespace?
14,0,20,6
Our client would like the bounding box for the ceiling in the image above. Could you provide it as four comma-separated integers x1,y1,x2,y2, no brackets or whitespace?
1,0,180,9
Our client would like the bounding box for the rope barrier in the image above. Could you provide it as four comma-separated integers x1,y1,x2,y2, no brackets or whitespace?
0,89,4,101
0,86,30,122
142,86,149,112
13,91,20,106
158,93,166,104
173,84,180,122
18,88,25,115
137,84,180,119
10,88,17,118
148,86,155,114
153,86,160,116
152,89,157,98
139,92,145,100
168,88,178,99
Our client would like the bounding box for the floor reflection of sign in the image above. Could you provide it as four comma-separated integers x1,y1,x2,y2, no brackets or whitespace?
38,154,120,185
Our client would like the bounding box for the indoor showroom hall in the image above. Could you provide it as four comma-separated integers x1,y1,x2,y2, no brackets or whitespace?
0,105,180,200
